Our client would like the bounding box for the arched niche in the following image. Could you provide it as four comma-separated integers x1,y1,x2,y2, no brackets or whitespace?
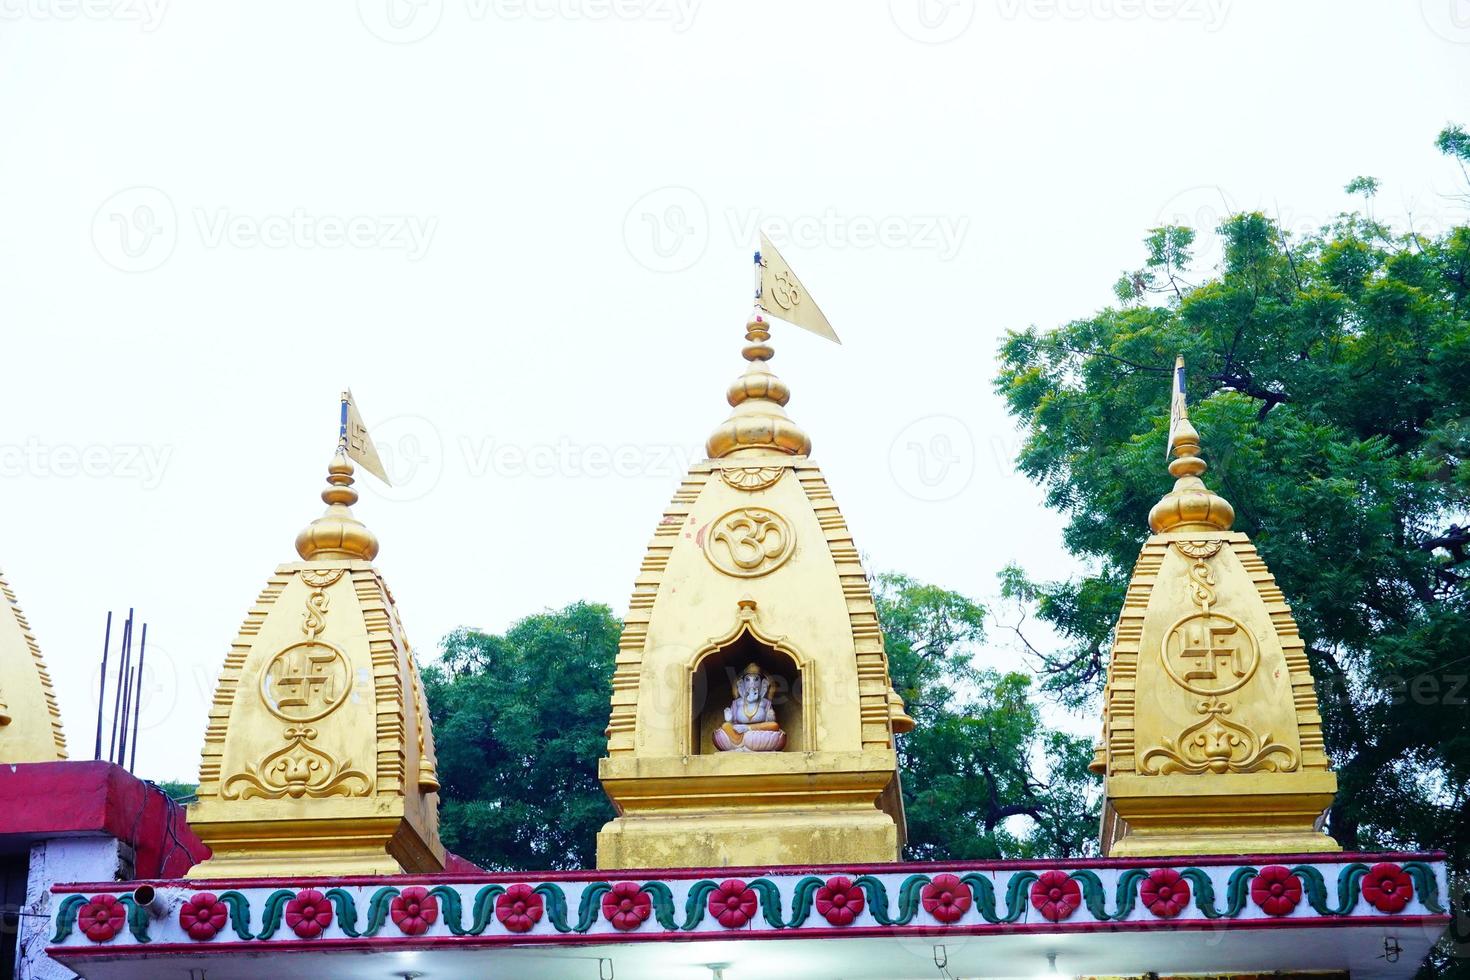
687,602,810,756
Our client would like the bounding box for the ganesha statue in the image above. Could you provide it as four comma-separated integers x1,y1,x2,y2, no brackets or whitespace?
712,662,787,752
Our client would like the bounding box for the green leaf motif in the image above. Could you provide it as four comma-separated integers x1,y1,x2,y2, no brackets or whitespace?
785,876,822,928
534,883,571,933
427,886,465,936
1068,869,1108,920
638,881,678,931
1403,862,1446,914
747,879,785,929
852,876,893,926
469,885,506,936
1110,868,1150,920
575,882,610,934
681,880,718,931
117,896,150,944
218,891,253,940
323,888,362,938
894,875,931,925
1001,872,1039,923
254,890,295,941
364,887,400,937
50,895,87,943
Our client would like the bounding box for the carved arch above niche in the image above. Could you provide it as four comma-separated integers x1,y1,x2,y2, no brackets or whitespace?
683,598,815,756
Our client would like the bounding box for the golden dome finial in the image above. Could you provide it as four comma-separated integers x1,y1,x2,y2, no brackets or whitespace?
1148,356,1234,533
295,452,380,561
706,313,813,459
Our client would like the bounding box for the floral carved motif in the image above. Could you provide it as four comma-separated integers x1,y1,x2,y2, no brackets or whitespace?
719,465,784,492
221,726,369,800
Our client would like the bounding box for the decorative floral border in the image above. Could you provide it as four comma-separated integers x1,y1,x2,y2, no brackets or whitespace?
50,860,1448,948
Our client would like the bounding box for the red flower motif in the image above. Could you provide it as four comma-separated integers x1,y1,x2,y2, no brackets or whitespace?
1139,869,1191,919
77,895,126,942
389,887,438,936
284,888,334,939
1250,866,1302,916
178,893,228,941
814,876,865,926
921,874,972,924
1361,863,1414,914
1030,871,1082,922
495,884,544,933
708,879,758,929
602,881,652,931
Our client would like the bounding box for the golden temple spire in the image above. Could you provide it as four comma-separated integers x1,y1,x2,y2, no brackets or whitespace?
1092,357,1336,857
189,418,441,878
0,567,67,763
294,453,380,561
1147,357,1235,533
706,313,813,459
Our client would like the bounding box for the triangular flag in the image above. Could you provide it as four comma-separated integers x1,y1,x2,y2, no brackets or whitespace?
340,390,391,485
1166,355,1188,459
755,232,841,344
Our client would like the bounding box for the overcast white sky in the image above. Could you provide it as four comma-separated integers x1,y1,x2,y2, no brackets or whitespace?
1,0,1467,781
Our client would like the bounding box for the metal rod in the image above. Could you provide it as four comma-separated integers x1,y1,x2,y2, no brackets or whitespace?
108,611,132,764
118,664,134,769
93,611,112,760
128,624,147,773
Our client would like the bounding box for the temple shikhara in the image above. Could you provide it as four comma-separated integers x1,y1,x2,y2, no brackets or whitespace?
0,253,1453,978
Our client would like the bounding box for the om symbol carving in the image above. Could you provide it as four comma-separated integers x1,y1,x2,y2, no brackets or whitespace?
704,508,796,578
260,642,350,722
769,270,801,311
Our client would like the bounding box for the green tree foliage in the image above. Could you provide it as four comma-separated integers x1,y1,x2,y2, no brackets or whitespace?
427,579,1096,870
424,602,620,871
994,128,1470,891
878,573,1097,860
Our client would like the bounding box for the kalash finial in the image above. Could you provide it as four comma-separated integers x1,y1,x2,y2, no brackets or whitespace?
706,234,842,458
705,312,813,458
295,391,392,561
295,452,380,561
1147,355,1235,533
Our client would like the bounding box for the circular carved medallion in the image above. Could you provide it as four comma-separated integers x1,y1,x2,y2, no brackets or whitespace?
260,641,351,722
703,507,796,578
1160,611,1260,697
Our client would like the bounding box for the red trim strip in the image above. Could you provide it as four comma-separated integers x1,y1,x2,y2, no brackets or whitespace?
48,913,1453,959
49,850,1449,893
